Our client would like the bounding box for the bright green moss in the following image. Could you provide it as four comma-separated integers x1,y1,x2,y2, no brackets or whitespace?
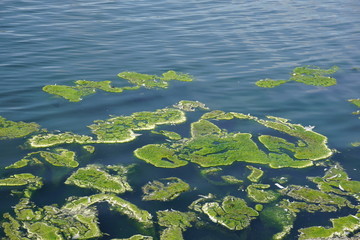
246,165,264,182
39,148,78,167
279,199,337,213
160,227,183,240
220,175,244,185
65,164,133,194
134,144,188,168
113,235,153,240
83,145,95,153
298,214,360,240
28,132,94,148
246,184,280,203
173,100,209,112
260,205,296,240
0,116,40,140
142,177,190,201
24,222,62,240
255,66,339,88
157,210,196,230
255,79,288,88
258,135,296,153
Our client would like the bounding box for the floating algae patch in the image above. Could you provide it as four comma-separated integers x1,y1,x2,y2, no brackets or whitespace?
151,130,182,140
135,113,332,169
173,100,209,112
157,210,196,240
190,195,259,231
349,98,360,114
278,199,338,213
7,148,78,168
142,177,190,201
2,197,102,239
255,65,339,88
113,235,153,240
200,167,243,185
0,116,40,139
298,213,360,240
65,164,133,194
0,173,43,198
43,70,193,102
28,107,187,147
246,184,280,203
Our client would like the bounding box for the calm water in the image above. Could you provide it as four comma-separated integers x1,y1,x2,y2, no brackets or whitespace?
1,0,360,239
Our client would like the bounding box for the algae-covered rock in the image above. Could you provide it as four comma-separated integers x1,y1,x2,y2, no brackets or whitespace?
246,184,280,203
255,65,339,88
0,173,43,198
65,164,133,194
298,213,360,240
246,165,264,182
142,177,190,201
191,195,258,231
0,116,40,139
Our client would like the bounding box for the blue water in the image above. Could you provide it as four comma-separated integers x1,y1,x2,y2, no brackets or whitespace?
1,1,360,239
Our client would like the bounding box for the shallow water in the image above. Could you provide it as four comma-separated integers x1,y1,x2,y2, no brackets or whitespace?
1,1,360,239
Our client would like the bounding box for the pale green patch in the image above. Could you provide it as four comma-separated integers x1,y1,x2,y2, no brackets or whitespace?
246,165,264,182
173,100,209,112
255,79,288,88
65,164,133,194
246,184,280,203
151,130,182,140
0,173,43,198
0,116,40,140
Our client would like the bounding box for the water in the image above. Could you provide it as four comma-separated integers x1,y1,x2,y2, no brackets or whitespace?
1,0,360,239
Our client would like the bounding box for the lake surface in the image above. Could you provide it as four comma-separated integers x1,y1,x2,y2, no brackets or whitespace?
1,1,360,239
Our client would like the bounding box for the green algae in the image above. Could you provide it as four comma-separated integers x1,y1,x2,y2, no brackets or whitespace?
28,107,186,147
82,145,95,153
190,195,258,231
278,199,337,213
65,164,133,194
298,213,360,240
246,165,264,182
255,79,289,88
246,184,280,203
43,71,193,102
255,65,339,88
142,177,190,201
0,116,40,140
2,197,103,240
0,173,43,198
349,98,360,108
260,205,296,240
173,100,209,112
113,235,153,240
220,175,244,185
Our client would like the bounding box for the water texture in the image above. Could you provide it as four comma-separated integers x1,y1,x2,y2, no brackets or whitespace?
1,0,360,239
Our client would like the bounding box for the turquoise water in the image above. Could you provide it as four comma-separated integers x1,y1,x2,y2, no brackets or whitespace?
1,1,360,239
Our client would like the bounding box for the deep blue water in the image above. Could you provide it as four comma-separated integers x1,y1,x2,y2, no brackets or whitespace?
1,1,360,239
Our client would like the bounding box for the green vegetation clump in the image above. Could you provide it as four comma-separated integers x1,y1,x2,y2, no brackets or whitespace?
191,195,258,230
298,214,360,240
246,165,264,182
278,199,337,213
151,130,182,140
173,100,209,112
349,98,360,108
65,164,133,194
142,177,190,201
255,65,339,88
246,184,280,203
220,175,244,185
157,210,196,240
28,132,94,148
0,173,43,198
113,235,153,240
43,70,193,102
0,116,40,139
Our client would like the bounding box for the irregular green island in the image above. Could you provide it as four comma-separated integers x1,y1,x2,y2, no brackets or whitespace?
135,111,333,169
157,210,196,240
200,167,243,185
142,177,190,201
28,107,186,147
0,173,43,198
6,148,78,168
246,184,280,203
0,116,40,139
43,70,193,102
246,165,264,182
190,195,259,230
65,164,133,194
255,65,339,88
